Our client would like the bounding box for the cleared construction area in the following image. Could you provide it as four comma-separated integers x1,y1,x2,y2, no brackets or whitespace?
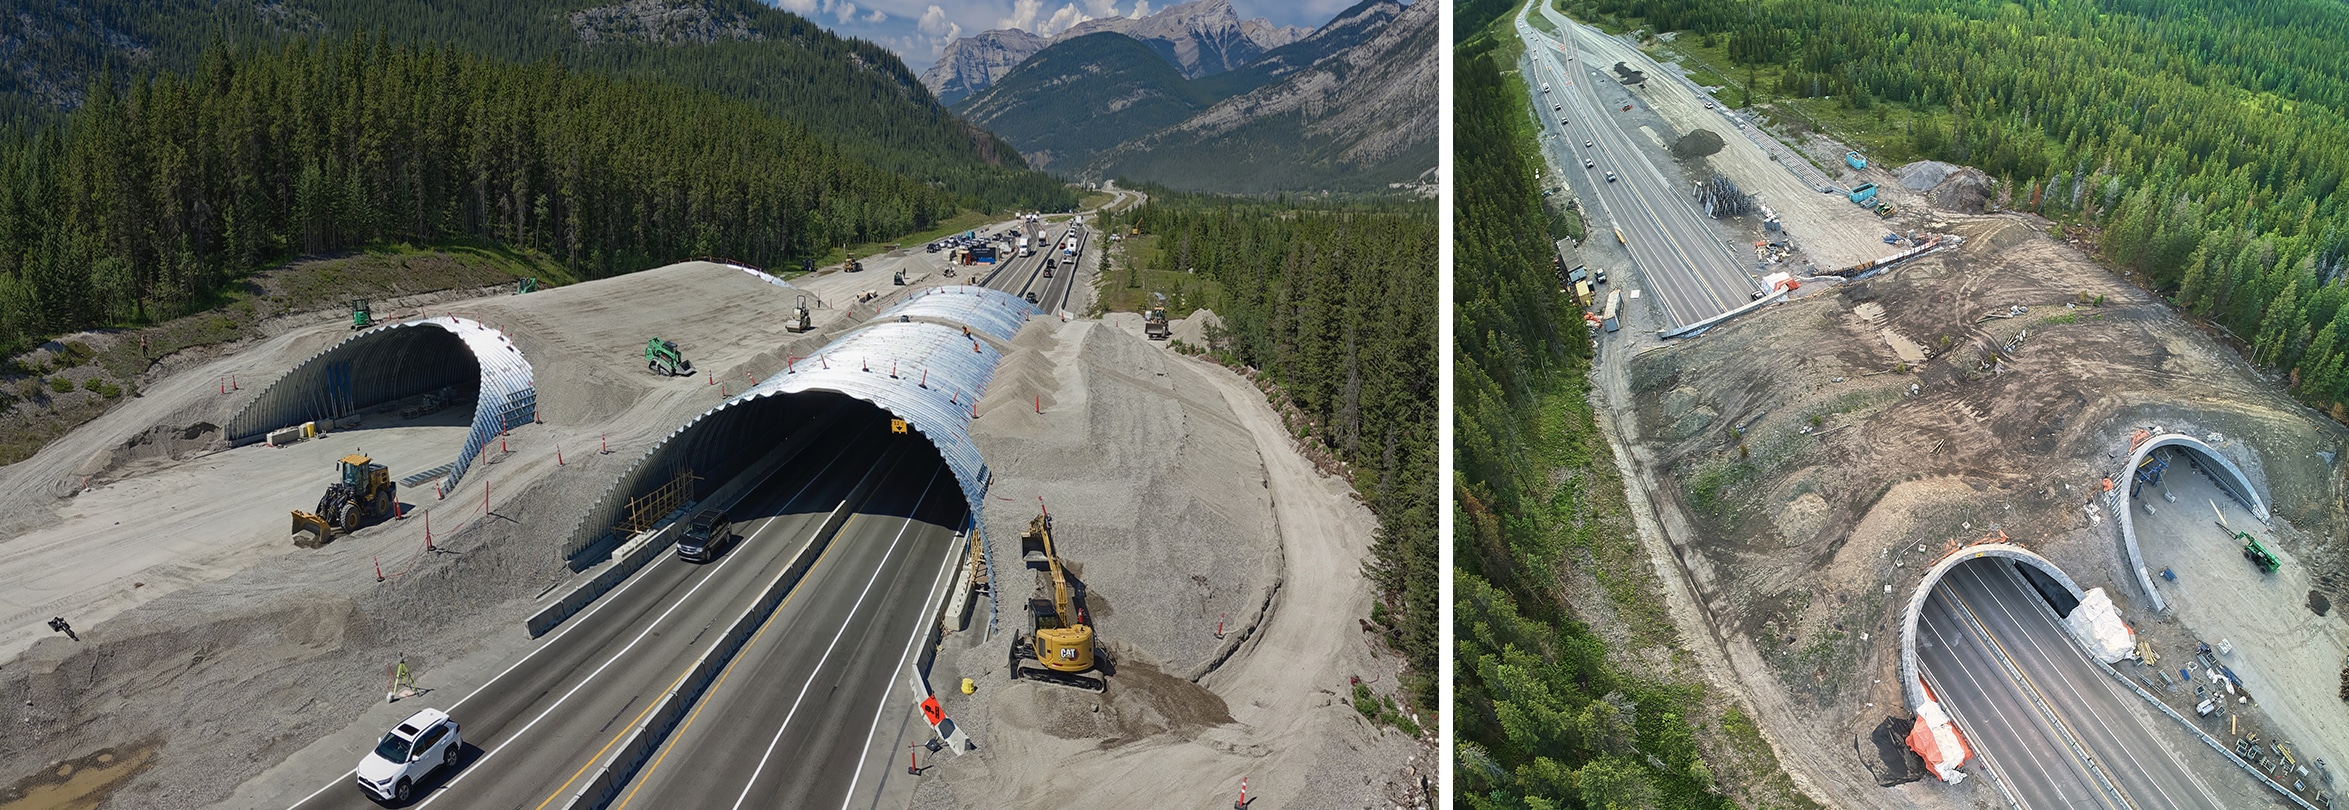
1590,206,2349,808
0,207,1418,809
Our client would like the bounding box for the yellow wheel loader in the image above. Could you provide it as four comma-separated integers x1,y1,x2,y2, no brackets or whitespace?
1008,512,1107,692
292,454,397,547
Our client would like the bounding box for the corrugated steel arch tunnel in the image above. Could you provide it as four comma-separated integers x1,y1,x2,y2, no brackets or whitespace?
568,286,1034,631
226,317,537,491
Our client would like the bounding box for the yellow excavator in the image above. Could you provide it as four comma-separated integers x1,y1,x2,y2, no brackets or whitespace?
1009,512,1107,692
291,454,398,547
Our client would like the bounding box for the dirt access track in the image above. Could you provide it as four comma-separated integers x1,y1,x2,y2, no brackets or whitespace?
0,208,1417,809
1608,211,2349,808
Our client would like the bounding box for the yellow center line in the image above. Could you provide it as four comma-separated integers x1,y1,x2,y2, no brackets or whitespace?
612,515,868,809
530,516,861,810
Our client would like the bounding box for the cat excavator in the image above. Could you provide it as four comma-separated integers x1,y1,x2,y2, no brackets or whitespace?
1009,511,1107,692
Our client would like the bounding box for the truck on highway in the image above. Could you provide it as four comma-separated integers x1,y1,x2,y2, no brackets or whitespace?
1848,183,1879,205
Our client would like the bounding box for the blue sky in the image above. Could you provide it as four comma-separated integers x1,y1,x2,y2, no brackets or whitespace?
767,0,1361,71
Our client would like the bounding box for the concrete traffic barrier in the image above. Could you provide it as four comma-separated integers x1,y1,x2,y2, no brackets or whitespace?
554,446,897,810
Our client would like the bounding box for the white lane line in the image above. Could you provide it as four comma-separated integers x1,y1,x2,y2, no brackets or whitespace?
281,438,862,809
1969,565,2222,810
836,521,967,809
1921,604,2088,808
400,441,865,808
728,469,946,810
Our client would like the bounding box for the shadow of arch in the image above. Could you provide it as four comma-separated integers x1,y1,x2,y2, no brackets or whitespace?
226,317,534,491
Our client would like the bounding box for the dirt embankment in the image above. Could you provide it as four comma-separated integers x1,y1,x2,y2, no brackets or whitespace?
1620,213,2349,801
0,250,540,471
918,319,1429,810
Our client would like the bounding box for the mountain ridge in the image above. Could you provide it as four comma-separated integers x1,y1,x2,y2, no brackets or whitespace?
919,0,1306,106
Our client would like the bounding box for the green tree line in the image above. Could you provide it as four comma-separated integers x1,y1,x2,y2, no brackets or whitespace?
0,34,959,349
1575,0,2349,413
1122,192,1438,707
1455,36,1738,808
0,0,1073,212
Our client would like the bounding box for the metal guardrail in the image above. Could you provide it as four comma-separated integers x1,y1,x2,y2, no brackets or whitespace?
2050,599,2323,810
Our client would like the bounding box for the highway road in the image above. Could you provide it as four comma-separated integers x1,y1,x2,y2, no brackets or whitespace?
1920,560,2230,810
979,219,1085,313
1513,5,1756,328
610,459,964,810
282,426,922,809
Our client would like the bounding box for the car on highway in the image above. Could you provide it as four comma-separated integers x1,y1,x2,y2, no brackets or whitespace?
1024,292,1039,304
356,708,461,803
1585,140,1594,148
1553,103,1562,111
1560,118,1569,125
1584,158,1594,168
674,508,737,563
1704,101,1715,109
1605,171,1617,182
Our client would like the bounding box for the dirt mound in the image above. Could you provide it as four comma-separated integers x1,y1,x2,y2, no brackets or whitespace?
1925,166,1993,213
1894,160,1961,191
1671,129,1726,160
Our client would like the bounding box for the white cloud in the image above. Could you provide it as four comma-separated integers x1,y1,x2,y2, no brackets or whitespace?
777,0,817,13
832,1,859,24
864,8,887,22
1129,1,1150,19
1081,0,1120,16
1039,3,1092,34
997,0,1045,31
917,4,957,36
909,5,963,60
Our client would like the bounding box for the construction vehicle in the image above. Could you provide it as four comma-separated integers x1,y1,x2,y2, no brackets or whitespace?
893,268,906,286
291,454,397,546
787,295,813,333
645,338,693,376
2211,500,2281,573
351,298,374,330
1143,293,1171,340
1008,512,1107,692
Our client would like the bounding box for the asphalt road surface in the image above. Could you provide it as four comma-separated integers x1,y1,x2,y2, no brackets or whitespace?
980,221,1083,312
283,427,909,810
1515,6,1755,328
1920,560,2229,810
610,460,964,810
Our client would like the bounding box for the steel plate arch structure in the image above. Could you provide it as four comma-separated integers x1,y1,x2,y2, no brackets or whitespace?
2115,433,2267,614
568,286,1032,631
1897,542,2085,712
227,317,535,491
878,285,1038,339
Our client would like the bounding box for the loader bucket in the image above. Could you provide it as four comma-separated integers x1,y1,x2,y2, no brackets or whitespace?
292,511,332,548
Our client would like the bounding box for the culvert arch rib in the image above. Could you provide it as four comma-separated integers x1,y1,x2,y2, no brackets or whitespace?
226,316,535,492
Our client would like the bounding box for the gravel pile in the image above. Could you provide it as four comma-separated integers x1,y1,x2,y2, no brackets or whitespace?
966,318,1277,677
1895,160,1962,191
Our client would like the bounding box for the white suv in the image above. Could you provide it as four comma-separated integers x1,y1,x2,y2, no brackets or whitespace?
356,708,461,803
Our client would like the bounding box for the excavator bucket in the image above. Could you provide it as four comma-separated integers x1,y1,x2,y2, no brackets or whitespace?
292,510,333,548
